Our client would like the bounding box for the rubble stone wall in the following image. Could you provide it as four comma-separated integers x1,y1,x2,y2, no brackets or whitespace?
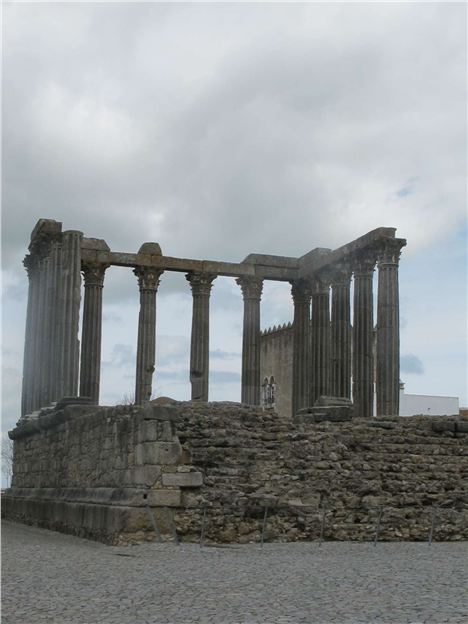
3,402,468,544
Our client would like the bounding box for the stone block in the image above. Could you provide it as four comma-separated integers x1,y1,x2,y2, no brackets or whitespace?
135,441,182,466
145,489,181,507
161,472,203,488
432,421,456,433
456,422,468,434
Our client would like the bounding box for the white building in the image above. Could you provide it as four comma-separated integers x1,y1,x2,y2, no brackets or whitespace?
399,382,459,416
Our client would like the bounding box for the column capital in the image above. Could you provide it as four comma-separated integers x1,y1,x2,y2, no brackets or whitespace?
352,247,377,276
82,263,109,288
236,276,263,300
376,237,406,267
134,267,163,292
311,272,332,294
186,271,217,296
290,279,312,304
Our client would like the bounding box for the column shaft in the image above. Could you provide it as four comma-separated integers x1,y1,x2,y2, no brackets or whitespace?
186,272,216,401
352,250,376,418
79,264,108,403
310,277,331,404
58,230,83,398
21,255,39,416
237,277,263,405
291,280,312,416
48,241,62,403
376,239,405,416
134,268,162,405
330,268,352,398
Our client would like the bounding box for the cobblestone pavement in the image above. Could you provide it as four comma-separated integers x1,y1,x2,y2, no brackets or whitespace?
2,520,467,624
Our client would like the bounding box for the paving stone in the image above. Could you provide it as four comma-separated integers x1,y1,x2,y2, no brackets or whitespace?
2,520,467,624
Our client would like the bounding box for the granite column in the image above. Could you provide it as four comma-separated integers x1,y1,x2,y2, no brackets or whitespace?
134,267,163,405
58,230,83,399
237,276,263,405
21,255,40,416
310,276,331,404
352,250,376,419
376,238,406,416
291,279,312,417
79,264,108,404
330,266,352,399
186,272,216,401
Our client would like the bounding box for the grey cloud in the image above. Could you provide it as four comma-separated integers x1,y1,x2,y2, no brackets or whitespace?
2,2,465,283
401,354,424,375
102,344,135,369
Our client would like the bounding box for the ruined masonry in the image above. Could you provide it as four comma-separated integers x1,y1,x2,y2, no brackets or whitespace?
3,219,467,544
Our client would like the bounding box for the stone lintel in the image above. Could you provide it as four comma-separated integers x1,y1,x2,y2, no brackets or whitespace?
81,237,110,252
241,253,299,269
298,227,397,277
80,249,300,281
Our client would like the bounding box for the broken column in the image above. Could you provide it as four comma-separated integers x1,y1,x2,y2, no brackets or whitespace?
330,264,352,399
186,271,216,401
237,276,263,405
310,274,331,404
376,238,406,416
79,263,109,404
352,249,376,419
291,279,312,416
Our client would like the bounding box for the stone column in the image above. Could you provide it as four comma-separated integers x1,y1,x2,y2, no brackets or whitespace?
291,279,312,417
47,240,62,403
330,265,352,399
21,255,40,416
376,238,405,416
39,254,53,408
236,276,263,405
310,275,331,404
58,230,83,399
134,267,163,405
79,263,108,404
352,249,376,419
186,272,216,401
31,253,49,410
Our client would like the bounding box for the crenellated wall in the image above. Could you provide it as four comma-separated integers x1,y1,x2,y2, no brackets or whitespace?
4,402,467,544
260,324,293,418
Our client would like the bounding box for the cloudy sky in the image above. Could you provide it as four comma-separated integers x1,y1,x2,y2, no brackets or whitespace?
2,1,467,438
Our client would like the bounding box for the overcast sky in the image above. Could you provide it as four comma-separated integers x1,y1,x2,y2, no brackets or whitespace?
2,2,467,438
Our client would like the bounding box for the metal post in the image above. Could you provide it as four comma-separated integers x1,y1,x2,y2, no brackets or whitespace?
200,506,207,549
373,507,383,546
261,507,268,547
319,505,326,546
428,506,437,545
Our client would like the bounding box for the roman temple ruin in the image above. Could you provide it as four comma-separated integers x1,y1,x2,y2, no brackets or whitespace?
4,219,467,545
19,218,406,418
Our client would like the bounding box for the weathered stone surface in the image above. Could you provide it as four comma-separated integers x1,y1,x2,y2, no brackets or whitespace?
162,472,203,487
6,402,466,545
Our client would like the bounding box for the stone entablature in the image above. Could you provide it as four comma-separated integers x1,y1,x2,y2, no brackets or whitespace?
20,218,405,419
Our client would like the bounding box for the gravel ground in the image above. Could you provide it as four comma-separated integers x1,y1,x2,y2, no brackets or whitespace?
2,520,467,624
